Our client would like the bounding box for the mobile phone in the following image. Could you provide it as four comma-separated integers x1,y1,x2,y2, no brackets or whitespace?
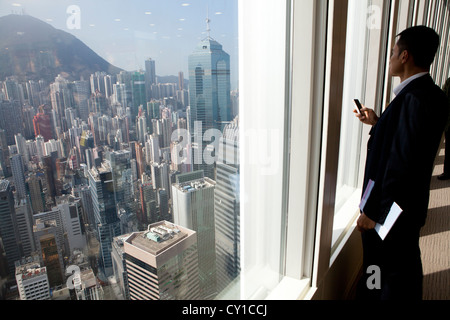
353,99,363,114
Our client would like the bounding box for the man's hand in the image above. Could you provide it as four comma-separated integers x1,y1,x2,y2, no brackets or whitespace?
354,106,379,126
357,213,376,232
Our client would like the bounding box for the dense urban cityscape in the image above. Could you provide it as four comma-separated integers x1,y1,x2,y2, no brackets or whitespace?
0,10,239,300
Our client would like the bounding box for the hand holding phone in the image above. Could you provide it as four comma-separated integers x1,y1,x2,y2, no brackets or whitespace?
353,99,379,126
353,99,363,114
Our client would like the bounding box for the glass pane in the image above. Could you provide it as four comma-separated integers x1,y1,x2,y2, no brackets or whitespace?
335,0,371,213
0,0,238,300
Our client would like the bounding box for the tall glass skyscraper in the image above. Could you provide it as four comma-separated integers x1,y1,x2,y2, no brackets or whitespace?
188,34,232,179
88,164,121,278
214,118,240,295
0,180,21,276
131,71,147,121
106,149,134,210
188,37,232,134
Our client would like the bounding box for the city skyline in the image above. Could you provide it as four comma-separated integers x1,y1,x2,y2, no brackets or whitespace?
0,0,239,89
0,0,239,301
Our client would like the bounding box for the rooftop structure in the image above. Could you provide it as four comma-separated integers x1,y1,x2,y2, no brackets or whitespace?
123,221,199,300
173,177,216,194
128,222,186,256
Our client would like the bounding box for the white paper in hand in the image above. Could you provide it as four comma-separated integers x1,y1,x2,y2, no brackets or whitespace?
374,202,403,240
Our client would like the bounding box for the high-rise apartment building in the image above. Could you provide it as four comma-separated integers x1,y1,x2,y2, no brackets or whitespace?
172,175,217,299
33,109,53,142
123,221,199,300
72,80,91,121
136,112,147,145
2,77,25,105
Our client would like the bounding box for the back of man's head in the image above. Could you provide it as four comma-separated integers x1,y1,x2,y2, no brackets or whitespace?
397,26,440,70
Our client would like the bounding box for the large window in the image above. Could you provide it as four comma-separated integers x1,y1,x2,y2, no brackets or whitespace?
333,0,371,245
0,0,241,300
2,0,449,303
333,0,389,250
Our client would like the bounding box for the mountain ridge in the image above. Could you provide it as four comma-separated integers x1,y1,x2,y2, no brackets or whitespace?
0,14,123,82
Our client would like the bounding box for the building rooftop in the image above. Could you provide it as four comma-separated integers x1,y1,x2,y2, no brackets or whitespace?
0,179,10,192
173,177,216,193
16,262,47,280
126,221,189,256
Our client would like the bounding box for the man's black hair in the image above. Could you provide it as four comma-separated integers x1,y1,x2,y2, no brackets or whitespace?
396,26,440,70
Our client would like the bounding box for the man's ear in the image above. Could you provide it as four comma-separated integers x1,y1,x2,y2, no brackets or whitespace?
401,50,410,63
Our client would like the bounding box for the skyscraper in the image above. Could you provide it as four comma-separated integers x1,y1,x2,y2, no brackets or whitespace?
123,221,199,300
131,71,147,120
136,112,147,145
0,100,24,145
172,175,217,299
56,196,87,255
10,154,27,200
0,180,22,276
26,173,46,214
188,31,232,133
106,149,134,211
214,119,240,294
72,80,91,121
33,219,65,287
145,58,156,100
188,30,232,179
88,164,121,278
14,199,35,258
2,77,25,105
33,108,53,142
0,129,11,177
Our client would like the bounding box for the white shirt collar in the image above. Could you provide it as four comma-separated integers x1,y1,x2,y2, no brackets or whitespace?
393,72,429,96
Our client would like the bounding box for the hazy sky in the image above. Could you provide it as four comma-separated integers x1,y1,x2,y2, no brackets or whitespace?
0,0,239,88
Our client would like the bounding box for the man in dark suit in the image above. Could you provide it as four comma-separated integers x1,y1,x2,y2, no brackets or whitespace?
354,26,449,300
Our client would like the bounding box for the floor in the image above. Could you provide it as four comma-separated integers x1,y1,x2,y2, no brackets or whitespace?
420,139,450,300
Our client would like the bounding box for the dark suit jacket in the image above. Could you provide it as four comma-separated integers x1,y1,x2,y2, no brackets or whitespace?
362,74,449,227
